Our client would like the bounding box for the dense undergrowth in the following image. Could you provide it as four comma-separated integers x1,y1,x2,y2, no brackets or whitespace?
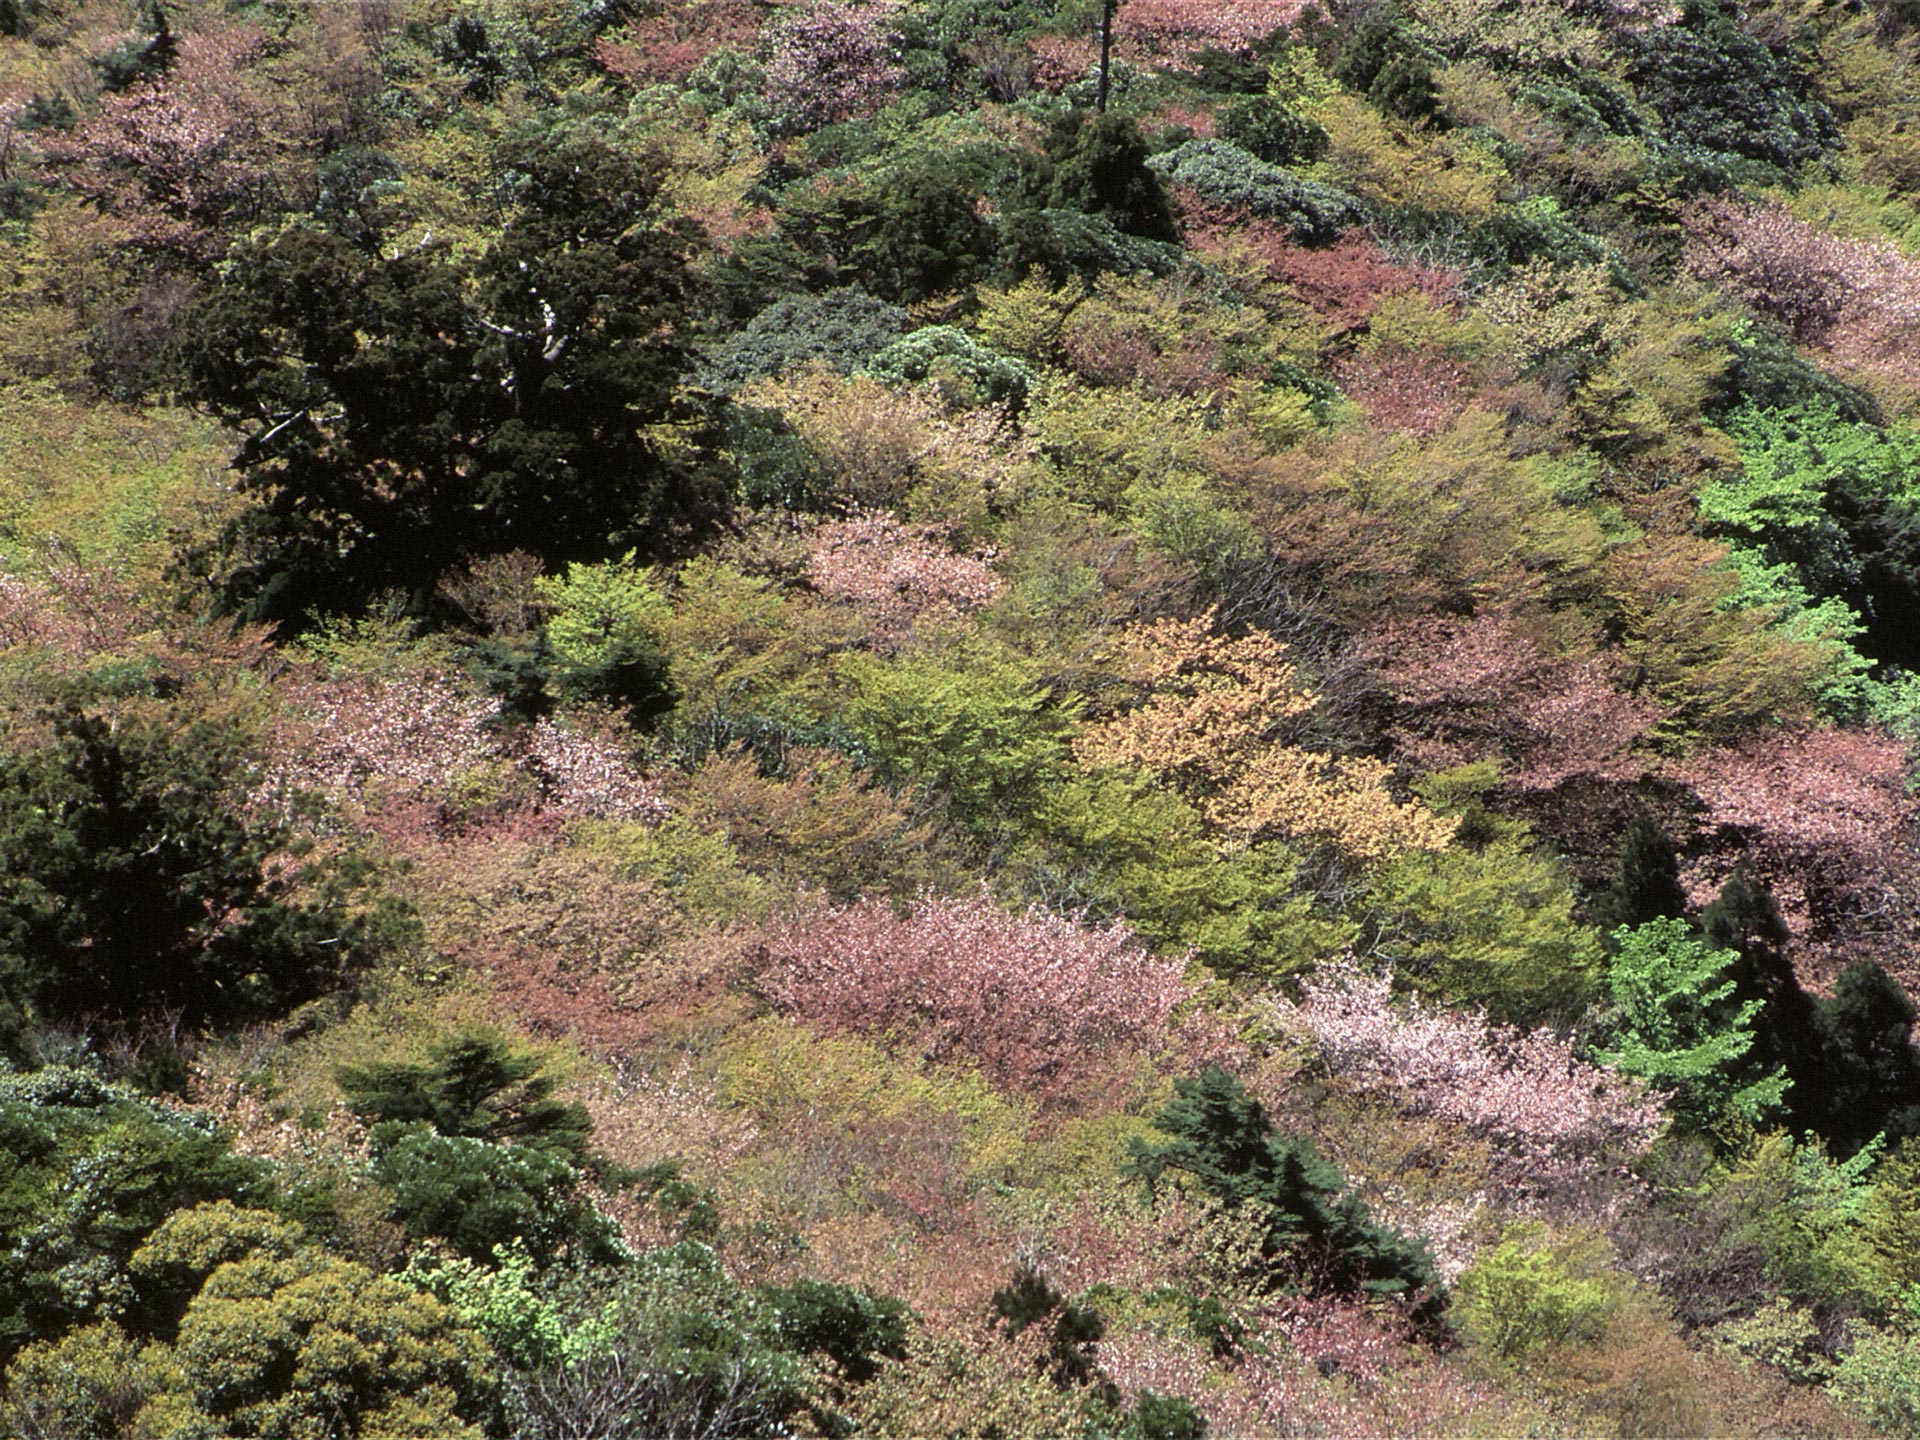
6,0,1920,1434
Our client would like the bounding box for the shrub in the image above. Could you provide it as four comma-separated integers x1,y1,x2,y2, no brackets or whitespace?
1831,1314,1920,1440
1215,95,1329,166
531,555,676,722
370,1126,622,1267
698,289,909,396
839,642,1078,821
863,326,1033,408
0,1068,271,1363
1149,139,1366,242
759,892,1196,1100
1456,1227,1618,1366
1271,963,1661,1172
164,1246,494,1438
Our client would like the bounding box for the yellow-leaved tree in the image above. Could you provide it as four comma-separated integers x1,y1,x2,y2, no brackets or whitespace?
1074,612,1455,862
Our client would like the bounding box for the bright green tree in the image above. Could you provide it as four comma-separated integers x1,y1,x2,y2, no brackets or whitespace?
1597,918,1788,1132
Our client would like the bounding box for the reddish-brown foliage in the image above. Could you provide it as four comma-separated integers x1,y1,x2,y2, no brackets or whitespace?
53,24,305,255
1024,34,1097,92
595,0,765,86
758,892,1198,1102
805,509,1002,651
1186,223,1459,337
1272,962,1663,1170
1115,0,1307,72
761,0,906,132
1683,197,1920,394
1365,613,1662,792
1673,727,1920,987
1332,344,1475,438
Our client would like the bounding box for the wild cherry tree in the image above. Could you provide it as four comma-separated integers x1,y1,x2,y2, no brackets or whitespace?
759,892,1196,1101
761,0,905,134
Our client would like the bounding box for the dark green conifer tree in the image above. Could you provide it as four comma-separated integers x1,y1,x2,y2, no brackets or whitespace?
1595,813,1690,936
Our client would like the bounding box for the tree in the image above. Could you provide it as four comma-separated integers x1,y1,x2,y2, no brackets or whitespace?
1802,963,1920,1157
1620,2,1840,176
0,709,389,1057
1597,918,1788,1132
179,133,726,626
340,1031,618,1265
759,892,1195,1100
336,1031,594,1163
1126,1067,1447,1326
1074,612,1456,863
1045,113,1178,244
1594,814,1689,936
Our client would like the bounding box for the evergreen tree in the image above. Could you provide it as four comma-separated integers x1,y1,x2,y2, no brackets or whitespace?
1046,113,1178,243
336,1032,592,1163
1805,963,1920,1157
1702,870,1823,1107
179,133,727,626
1595,813,1690,936
1127,1068,1445,1325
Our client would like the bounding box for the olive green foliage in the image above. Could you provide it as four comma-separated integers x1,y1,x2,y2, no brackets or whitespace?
164,1242,494,1438
1127,1068,1446,1325
1598,918,1788,1132
0,1069,271,1363
1365,834,1603,1025
1712,1131,1884,1313
838,644,1081,822
1831,1307,1920,1440
531,555,676,720
0,1319,178,1440
1457,1226,1619,1366
0,709,397,1059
